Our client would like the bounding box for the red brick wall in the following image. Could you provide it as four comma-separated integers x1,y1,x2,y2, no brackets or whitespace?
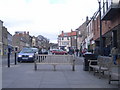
93,12,120,41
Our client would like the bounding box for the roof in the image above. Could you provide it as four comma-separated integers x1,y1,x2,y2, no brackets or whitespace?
58,31,77,37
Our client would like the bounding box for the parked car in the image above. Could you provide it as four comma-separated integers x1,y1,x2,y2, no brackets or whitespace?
38,49,48,54
51,49,67,55
17,47,38,62
83,51,92,57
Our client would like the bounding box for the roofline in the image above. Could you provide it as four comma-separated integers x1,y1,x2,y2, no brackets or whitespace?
0,20,3,23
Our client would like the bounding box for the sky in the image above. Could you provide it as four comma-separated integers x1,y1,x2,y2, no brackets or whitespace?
0,0,99,43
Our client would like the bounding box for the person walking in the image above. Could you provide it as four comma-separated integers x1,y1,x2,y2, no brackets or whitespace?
75,48,79,57
94,46,100,58
69,47,74,55
104,45,110,56
111,47,118,65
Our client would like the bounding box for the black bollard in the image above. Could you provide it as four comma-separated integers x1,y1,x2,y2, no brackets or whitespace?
15,52,17,65
8,48,11,67
72,59,75,71
14,47,18,65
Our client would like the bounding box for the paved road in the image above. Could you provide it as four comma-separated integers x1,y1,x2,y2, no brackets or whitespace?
2,54,15,66
2,56,119,88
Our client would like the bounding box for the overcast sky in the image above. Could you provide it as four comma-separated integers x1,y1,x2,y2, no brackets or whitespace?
0,0,98,43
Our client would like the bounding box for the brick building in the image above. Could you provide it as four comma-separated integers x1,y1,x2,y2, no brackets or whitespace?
12,31,32,51
93,0,120,54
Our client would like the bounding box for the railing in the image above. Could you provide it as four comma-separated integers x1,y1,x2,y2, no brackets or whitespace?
101,0,120,18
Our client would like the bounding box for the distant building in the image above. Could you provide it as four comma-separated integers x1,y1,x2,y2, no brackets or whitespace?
76,20,88,51
32,36,38,48
49,43,58,50
12,31,32,51
2,26,8,55
7,31,13,52
37,35,50,50
58,30,77,51
0,20,3,55
86,18,95,51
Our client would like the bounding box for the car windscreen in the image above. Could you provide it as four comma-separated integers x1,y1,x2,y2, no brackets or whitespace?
31,49,38,53
20,49,35,53
58,49,64,51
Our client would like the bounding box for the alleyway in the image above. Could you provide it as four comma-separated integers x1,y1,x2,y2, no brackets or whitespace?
2,57,119,88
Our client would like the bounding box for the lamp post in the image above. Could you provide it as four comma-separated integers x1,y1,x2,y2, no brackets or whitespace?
98,0,103,55
76,30,78,49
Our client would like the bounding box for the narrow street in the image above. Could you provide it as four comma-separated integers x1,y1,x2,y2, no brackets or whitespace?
0,0,120,89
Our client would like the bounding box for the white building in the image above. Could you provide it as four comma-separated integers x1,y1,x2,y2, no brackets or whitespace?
86,19,95,51
58,31,77,51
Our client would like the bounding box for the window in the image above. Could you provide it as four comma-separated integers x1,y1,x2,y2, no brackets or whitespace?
74,36,77,39
63,42,68,45
67,37,69,40
64,33,67,36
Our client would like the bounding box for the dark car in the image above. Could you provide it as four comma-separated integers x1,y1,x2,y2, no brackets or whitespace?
38,49,48,54
17,48,38,62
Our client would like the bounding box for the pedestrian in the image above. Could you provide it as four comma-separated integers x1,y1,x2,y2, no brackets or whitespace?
104,45,110,56
94,46,100,58
69,47,74,55
75,48,79,56
79,48,82,57
111,47,118,65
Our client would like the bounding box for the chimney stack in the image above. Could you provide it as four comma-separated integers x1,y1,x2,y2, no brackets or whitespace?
86,16,89,22
62,31,64,34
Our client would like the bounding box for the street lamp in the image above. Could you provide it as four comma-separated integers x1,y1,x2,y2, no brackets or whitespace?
98,0,103,55
75,29,78,49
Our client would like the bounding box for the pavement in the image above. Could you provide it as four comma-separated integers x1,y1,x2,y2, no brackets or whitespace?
2,54,15,66
2,56,119,88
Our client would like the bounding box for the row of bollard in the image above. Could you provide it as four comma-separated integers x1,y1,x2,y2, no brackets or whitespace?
7,48,17,68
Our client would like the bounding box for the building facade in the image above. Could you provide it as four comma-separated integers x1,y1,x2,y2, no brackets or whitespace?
12,31,32,51
93,0,120,55
32,36,38,48
2,27,8,55
0,20,3,55
8,31,13,52
101,0,120,53
37,35,50,50
86,19,94,51
58,30,77,51
76,17,89,52
49,43,58,50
